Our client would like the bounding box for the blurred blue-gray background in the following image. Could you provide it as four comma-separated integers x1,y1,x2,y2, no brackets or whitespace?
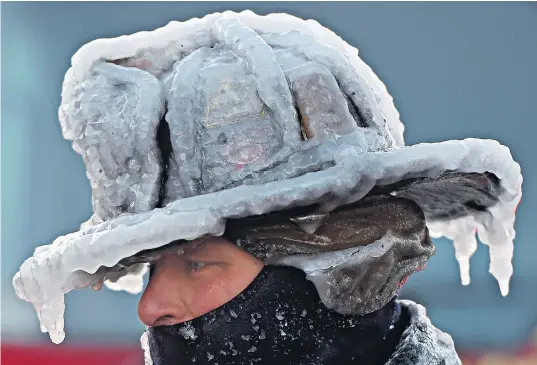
2,0,536,359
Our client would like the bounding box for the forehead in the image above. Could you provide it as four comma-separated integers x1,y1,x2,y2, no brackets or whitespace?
121,236,235,265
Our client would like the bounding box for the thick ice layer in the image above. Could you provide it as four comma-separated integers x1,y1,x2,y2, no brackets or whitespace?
13,138,522,343
59,63,165,220
163,45,289,200
62,13,404,210
69,11,405,147
286,61,360,140
261,31,396,147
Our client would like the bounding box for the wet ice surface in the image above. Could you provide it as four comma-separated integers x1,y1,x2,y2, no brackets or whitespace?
12,11,523,343
60,63,165,221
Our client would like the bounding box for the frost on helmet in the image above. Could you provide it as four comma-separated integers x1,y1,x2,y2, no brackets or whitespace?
59,63,166,220
12,10,522,343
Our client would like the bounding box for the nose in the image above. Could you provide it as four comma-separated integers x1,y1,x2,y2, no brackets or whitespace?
137,262,192,327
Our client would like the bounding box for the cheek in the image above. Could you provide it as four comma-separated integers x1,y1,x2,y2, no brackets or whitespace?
189,267,251,317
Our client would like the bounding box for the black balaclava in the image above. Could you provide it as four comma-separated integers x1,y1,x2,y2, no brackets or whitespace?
148,266,408,365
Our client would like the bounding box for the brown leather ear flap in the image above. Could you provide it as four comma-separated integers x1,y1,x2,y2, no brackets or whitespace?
223,194,430,259
222,194,434,316
379,171,503,221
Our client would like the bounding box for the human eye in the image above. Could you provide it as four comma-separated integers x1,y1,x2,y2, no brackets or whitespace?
188,261,209,272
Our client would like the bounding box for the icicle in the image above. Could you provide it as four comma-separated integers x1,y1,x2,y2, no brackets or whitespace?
453,230,478,286
428,217,478,286
476,210,515,296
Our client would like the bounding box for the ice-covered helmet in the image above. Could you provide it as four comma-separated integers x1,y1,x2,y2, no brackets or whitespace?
13,10,522,344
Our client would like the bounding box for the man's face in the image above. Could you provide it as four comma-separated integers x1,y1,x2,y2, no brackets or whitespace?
137,238,264,327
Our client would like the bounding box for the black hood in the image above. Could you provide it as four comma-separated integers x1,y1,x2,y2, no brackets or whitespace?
148,266,407,365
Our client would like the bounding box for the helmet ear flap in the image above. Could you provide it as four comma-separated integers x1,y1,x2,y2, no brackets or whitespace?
388,172,503,221
223,194,431,259
221,194,434,316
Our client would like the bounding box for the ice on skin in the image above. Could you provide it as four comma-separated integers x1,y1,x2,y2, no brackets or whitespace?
12,11,522,343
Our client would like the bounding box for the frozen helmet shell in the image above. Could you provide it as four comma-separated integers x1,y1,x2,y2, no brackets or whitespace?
13,11,522,344
59,17,400,221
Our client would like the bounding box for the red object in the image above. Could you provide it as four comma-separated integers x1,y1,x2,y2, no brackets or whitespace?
397,276,409,288
459,343,537,365
1,343,143,365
